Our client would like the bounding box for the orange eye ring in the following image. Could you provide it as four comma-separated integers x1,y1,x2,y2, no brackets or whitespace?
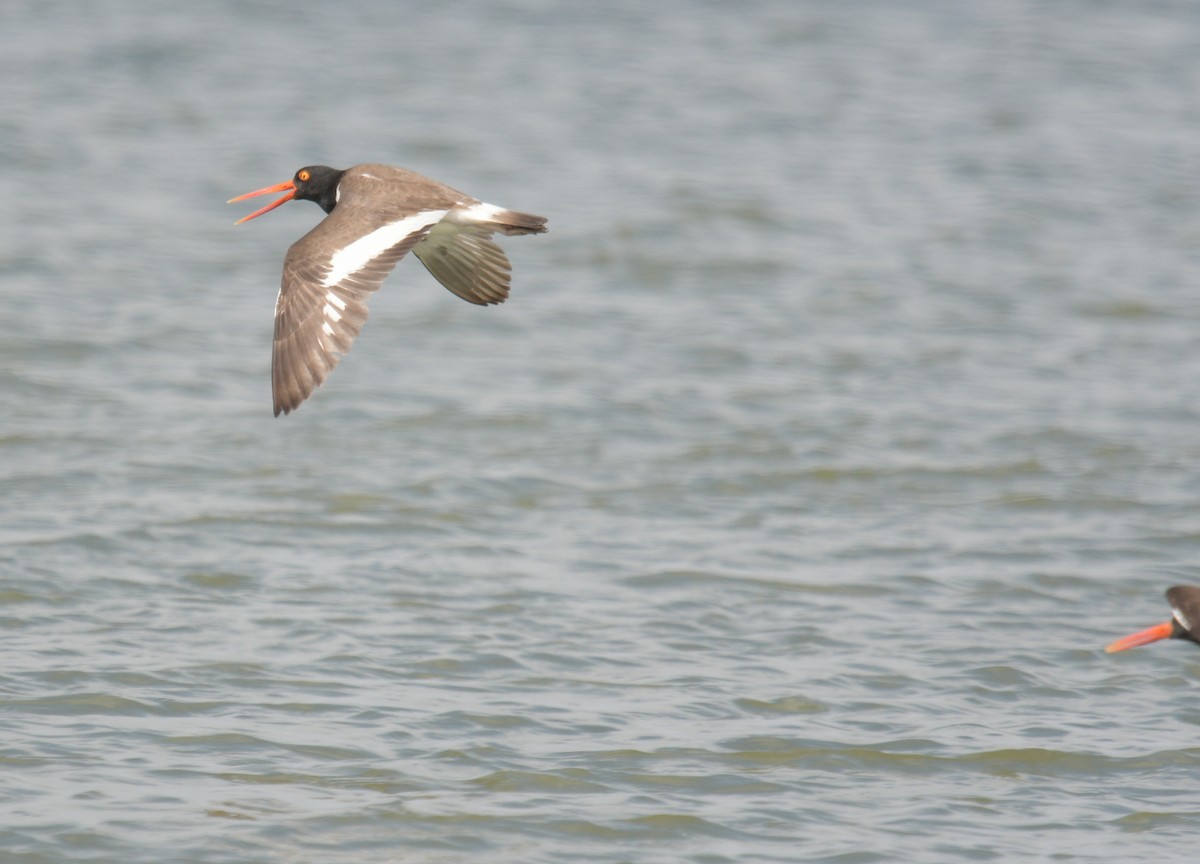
297,169,311,182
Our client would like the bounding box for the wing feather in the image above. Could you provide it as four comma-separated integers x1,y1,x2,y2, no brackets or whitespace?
270,203,443,416
413,223,514,306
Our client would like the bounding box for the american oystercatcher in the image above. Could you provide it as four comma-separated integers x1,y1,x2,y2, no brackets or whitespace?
230,163,547,416
1105,585,1200,653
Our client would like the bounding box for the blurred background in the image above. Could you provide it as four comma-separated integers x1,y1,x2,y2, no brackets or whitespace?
2,1,1200,861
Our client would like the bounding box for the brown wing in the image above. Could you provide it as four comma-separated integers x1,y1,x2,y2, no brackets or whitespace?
271,204,445,416
410,204,548,306
412,221,513,306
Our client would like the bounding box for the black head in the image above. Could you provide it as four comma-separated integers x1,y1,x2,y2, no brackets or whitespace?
290,165,347,214
1166,585,1200,645
229,164,348,224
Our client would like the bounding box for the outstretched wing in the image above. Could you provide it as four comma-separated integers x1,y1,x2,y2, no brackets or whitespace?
271,206,448,416
413,221,513,306
412,203,548,306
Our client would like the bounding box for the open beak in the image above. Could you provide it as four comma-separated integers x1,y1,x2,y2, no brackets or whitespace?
1104,620,1175,653
228,180,296,224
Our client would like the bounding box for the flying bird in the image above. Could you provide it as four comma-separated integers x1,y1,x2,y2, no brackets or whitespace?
1105,585,1200,653
230,163,547,416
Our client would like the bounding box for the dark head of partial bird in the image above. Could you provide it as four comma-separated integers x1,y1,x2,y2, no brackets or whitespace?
1105,585,1200,653
229,165,347,224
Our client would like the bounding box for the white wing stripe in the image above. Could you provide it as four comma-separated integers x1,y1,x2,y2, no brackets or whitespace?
321,210,447,288
450,201,505,224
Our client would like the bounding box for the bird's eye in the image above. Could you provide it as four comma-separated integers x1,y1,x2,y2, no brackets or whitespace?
297,169,311,182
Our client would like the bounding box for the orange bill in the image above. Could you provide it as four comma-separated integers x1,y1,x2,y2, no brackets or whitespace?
228,180,296,224
1104,620,1174,653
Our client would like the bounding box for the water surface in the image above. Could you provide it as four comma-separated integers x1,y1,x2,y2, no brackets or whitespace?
3,1,1200,862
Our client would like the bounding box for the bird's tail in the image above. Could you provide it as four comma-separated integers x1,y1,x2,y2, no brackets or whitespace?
489,209,548,236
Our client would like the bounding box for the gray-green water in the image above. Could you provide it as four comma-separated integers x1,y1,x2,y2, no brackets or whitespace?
3,1,1200,861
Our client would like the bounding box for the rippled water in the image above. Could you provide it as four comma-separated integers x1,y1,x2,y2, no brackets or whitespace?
4,0,1200,861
